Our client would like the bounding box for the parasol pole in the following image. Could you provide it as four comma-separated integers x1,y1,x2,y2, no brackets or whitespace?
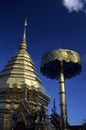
59,61,68,130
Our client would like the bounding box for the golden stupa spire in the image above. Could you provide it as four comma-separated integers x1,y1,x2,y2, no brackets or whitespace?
23,18,27,42
20,18,27,50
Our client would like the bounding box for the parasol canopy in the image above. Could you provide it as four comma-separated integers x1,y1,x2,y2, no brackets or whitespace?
40,49,81,80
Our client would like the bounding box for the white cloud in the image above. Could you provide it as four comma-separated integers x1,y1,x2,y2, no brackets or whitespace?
62,0,86,13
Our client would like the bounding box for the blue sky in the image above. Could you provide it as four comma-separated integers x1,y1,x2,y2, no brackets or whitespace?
0,0,86,125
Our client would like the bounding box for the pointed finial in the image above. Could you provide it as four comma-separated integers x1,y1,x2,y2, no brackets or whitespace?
52,99,56,114
24,17,27,27
19,18,28,50
23,18,27,41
